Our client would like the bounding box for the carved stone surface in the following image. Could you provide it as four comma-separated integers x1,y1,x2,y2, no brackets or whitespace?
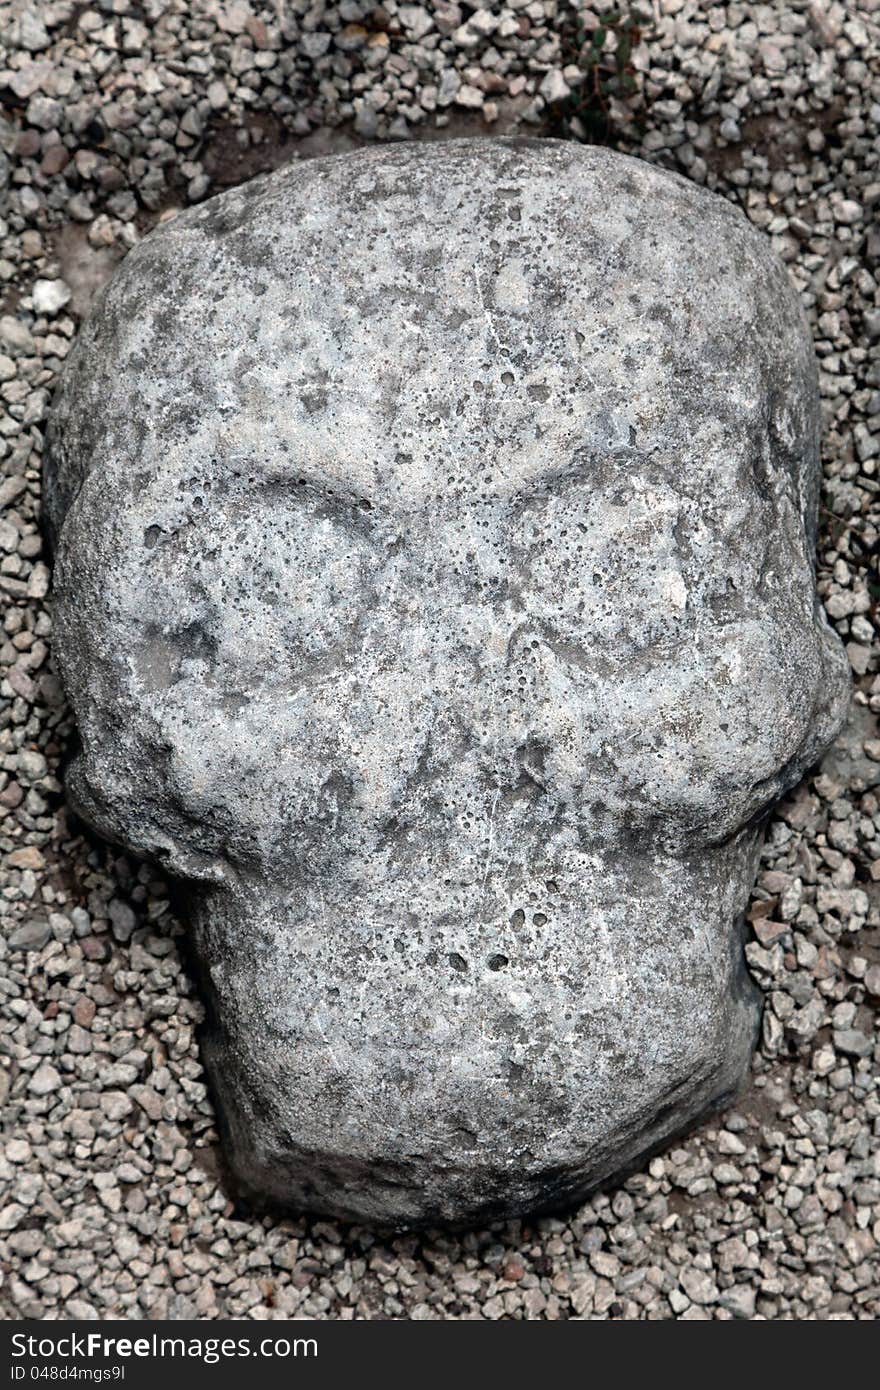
46,139,850,1228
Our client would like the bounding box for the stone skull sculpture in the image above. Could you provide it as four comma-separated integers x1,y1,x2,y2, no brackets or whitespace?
45,139,850,1228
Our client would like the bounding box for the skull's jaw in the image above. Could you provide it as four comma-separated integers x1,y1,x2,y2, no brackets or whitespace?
188,831,762,1230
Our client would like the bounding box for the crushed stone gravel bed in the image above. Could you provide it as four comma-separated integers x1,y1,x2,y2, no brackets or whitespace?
0,0,878,1320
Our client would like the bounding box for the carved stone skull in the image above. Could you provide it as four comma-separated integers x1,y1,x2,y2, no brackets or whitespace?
46,139,850,1228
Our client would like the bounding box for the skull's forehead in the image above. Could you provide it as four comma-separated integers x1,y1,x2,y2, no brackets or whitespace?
47,140,816,532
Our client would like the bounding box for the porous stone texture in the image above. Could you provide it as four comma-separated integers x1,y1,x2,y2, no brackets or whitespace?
1,0,879,1326
44,138,851,1228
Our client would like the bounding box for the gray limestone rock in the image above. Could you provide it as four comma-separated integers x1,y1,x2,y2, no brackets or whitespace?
45,139,850,1228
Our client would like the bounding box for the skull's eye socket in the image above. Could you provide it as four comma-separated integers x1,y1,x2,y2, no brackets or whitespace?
133,489,381,696
509,474,698,654
135,619,218,694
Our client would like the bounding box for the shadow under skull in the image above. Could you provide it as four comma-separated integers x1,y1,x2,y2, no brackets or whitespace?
45,139,850,1229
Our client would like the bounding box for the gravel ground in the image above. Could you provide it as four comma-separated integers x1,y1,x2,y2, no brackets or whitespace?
1,0,878,1321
